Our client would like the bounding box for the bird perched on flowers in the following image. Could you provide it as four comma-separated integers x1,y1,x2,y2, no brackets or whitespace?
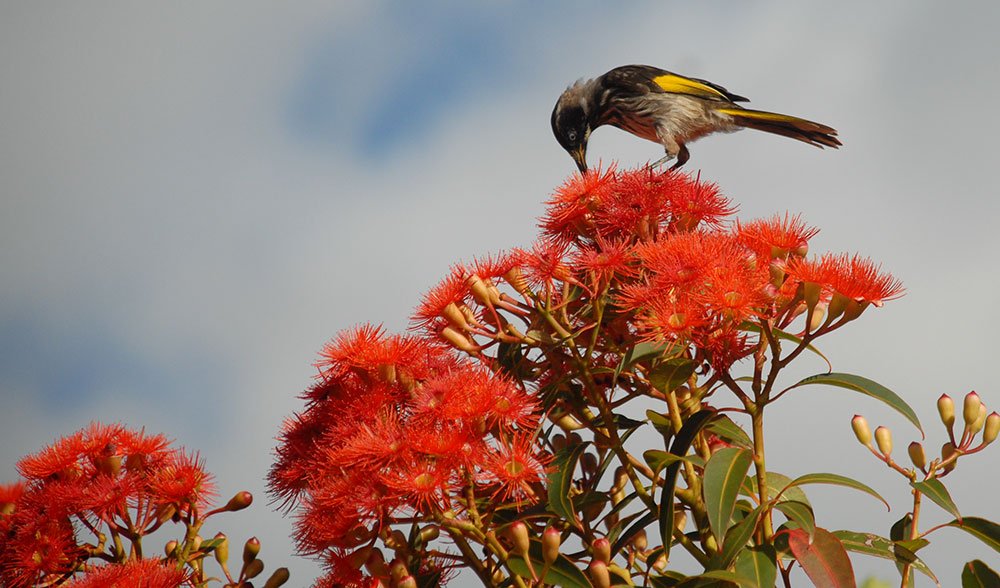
551,64,840,172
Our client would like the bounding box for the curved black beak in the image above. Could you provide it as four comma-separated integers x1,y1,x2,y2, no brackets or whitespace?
571,144,588,173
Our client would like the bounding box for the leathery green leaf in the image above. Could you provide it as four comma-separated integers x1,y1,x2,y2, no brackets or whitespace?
735,545,777,588
781,472,890,511
643,449,693,476
946,517,1000,553
704,414,753,449
832,530,938,585
703,447,753,546
785,527,856,588
774,500,816,542
507,538,593,588
649,358,697,394
719,506,764,568
547,442,590,528
962,559,1000,588
789,372,923,436
911,479,961,521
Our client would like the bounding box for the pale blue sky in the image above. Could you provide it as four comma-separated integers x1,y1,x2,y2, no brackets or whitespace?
1,2,998,585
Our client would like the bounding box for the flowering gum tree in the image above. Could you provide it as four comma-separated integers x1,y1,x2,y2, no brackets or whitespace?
0,423,288,588
269,166,998,587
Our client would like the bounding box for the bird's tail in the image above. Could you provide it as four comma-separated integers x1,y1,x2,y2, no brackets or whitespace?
718,108,841,149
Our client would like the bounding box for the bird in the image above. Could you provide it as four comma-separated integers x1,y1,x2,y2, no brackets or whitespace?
551,64,840,172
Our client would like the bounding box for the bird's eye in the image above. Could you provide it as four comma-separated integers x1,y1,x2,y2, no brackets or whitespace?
567,130,578,143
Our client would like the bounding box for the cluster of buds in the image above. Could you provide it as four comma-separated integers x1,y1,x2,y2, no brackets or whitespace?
851,391,997,479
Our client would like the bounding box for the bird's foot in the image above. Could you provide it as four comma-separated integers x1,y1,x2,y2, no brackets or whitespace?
649,154,675,169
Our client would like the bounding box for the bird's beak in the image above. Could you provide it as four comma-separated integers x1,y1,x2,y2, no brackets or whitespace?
572,144,588,173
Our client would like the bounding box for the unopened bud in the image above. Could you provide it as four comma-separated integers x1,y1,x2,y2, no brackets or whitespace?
963,392,982,428
418,525,439,543
592,538,611,564
631,530,647,552
389,558,409,582
365,549,388,577
262,568,290,588
551,434,567,451
223,491,253,513
874,426,893,456
568,432,583,446
984,412,1000,445
673,510,687,533
542,527,561,565
440,326,479,353
508,522,530,556
398,576,417,588
243,537,260,566
907,442,926,470
938,394,955,429
808,302,827,332
940,442,958,473
213,532,229,566
580,452,598,474
851,415,872,446
244,559,264,579
588,560,610,588
552,412,584,432
191,535,203,552
971,403,988,435
165,539,179,557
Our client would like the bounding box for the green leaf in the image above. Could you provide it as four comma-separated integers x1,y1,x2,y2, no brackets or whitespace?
718,507,764,568
198,537,226,551
646,409,674,443
742,322,832,371
675,570,755,588
507,538,593,588
781,472,890,511
946,517,1000,553
785,527,857,588
735,545,777,588
649,358,697,394
704,414,753,449
703,447,754,546
643,449,693,475
789,372,923,436
742,471,812,508
628,341,675,365
831,530,938,585
962,559,1000,588
911,479,961,520
774,500,816,542
547,442,590,528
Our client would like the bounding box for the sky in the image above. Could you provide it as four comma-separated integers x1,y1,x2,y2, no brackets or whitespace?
1,1,998,585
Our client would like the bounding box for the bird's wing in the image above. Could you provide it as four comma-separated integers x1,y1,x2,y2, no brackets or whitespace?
602,65,750,103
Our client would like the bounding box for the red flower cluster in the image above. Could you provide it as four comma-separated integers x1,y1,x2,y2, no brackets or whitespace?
0,424,213,587
268,325,544,586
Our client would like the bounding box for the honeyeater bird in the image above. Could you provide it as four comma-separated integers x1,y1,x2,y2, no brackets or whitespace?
551,64,841,172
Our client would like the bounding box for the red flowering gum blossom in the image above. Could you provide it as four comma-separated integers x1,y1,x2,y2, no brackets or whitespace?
65,559,189,588
268,325,543,561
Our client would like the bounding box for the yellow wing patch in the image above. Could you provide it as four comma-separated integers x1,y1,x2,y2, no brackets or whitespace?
717,108,800,123
652,74,728,100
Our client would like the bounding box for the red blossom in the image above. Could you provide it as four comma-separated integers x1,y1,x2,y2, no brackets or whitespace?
484,433,549,503
737,213,819,261
785,253,904,305
65,559,189,588
541,165,617,242
147,451,215,511
665,172,737,231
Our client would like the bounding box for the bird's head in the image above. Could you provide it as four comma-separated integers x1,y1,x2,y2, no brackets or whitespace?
551,81,596,173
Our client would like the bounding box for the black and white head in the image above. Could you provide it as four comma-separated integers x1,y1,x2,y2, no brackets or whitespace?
551,80,598,173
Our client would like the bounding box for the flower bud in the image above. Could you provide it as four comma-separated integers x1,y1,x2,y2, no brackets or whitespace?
851,415,872,446
580,452,598,475
440,326,479,354
971,403,988,435
165,539,179,557
262,568,290,588
983,412,1000,446
243,537,260,566
940,442,958,473
398,576,418,588
588,560,610,588
418,525,439,543
631,530,647,552
907,442,926,470
191,535,203,552
222,491,253,513
389,558,409,582
542,527,561,565
874,426,892,456
508,522,530,556
937,394,955,429
963,392,982,428
808,302,827,332
552,412,584,432
244,558,264,579
673,510,687,534
592,538,611,564
213,532,229,566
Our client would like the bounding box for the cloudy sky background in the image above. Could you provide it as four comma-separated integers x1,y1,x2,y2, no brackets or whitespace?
2,1,998,584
